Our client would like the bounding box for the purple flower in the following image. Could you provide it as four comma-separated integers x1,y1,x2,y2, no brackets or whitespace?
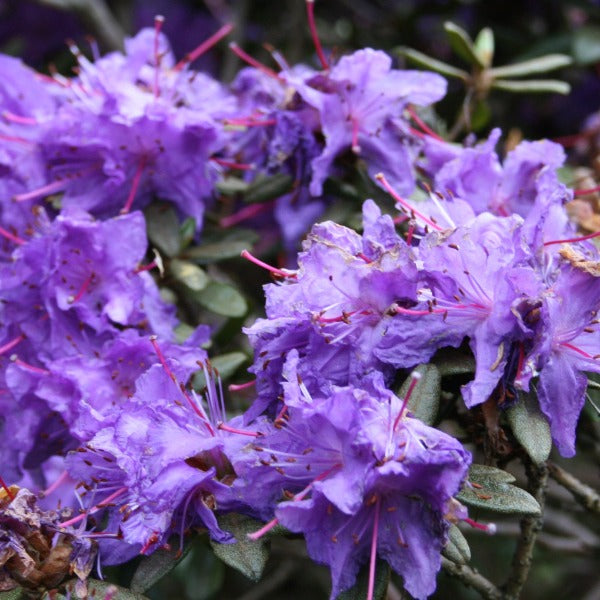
516,246,600,456
240,368,471,599
244,200,417,417
284,48,447,196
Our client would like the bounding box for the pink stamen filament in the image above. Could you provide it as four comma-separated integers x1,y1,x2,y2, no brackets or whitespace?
0,226,25,245
305,0,329,70
228,380,256,392
0,334,26,356
406,106,444,142
0,475,15,500
220,201,274,228
248,463,342,541
393,372,421,431
134,260,157,274
153,15,165,98
59,486,128,528
218,422,259,437
393,214,410,225
543,230,600,247
241,249,297,278
574,185,600,196
464,517,496,534
514,343,525,383
375,173,443,232
212,157,255,171
356,252,372,263
13,179,69,203
140,532,160,555
42,470,69,497
224,117,277,127
351,118,361,153
367,496,382,600
229,43,282,80
0,133,34,145
406,223,415,245
10,356,49,375
69,273,94,304
174,23,234,72
560,342,594,359
2,111,38,125
149,336,216,435
120,157,147,214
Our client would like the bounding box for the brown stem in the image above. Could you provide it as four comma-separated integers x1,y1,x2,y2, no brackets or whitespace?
441,557,503,600
548,462,600,514
501,461,549,599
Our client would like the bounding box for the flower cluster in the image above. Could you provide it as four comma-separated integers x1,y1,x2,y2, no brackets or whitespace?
0,9,597,600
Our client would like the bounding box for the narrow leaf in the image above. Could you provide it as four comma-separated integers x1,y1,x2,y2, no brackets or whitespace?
398,363,441,425
443,524,471,564
217,176,250,195
210,514,270,582
145,203,181,258
573,26,600,65
131,542,194,593
244,173,294,204
506,392,552,464
491,79,571,95
197,281,248,317
489,54,572,79
444,21,485,67
170,259,209,292
336,560,390,600
474,27,494,68
457,464,541,516
395,47,469,80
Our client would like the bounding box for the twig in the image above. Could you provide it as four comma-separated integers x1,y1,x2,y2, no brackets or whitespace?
548,462,600,514
502,461,549,599
33,0,125,51
441,557,503,600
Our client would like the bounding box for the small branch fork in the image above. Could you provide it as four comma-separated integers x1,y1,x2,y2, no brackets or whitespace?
501,461,549,600
548,462,600,514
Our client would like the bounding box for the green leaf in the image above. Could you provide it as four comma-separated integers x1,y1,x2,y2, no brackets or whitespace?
193,352,248,388
183,229,259,264
44,579,150,600
336,559,390,600
0,589,25,600
489,54,572,79
210,514,270,582
444,21,485,68
395,47,469,80
457,464,541,516
197,281,247,318
244,172,295,204
131,542,194,593
470,98,492,131
145,203,182,258
179,217,196,250
491,78,571,95
443,524,471,564
432,350,475,376
397,364,441,425
170,259,209,292
506,392,552,464
217,176,250,195
573,26,600,65
473,27,494,68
